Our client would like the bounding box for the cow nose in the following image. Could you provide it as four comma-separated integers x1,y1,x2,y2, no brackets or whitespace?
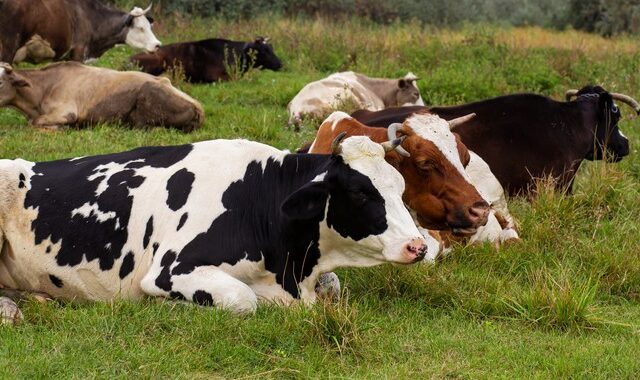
154,43,161,50
468,201,490,226
404,238,427,263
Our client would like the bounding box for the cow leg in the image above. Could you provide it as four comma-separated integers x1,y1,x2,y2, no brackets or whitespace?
130,82,202,131
32,110,77,130
141,265,258,314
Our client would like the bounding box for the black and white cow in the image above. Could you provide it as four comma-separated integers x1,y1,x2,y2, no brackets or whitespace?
0,137,433,317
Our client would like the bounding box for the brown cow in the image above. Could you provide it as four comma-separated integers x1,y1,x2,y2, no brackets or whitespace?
0,62,203,131
0,0,161,63
307,111,489,235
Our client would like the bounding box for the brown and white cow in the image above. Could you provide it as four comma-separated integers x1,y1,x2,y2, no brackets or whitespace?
306,111,489,236
287,71,424,126
0,62,203,131
0,0,161,63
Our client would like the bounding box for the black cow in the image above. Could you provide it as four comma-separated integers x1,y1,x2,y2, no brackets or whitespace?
130,37,283,83
0,0,161,63
0,136,432,320
351,86,640,196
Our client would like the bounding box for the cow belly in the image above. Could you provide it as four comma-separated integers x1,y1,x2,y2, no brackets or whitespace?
0,240,150,301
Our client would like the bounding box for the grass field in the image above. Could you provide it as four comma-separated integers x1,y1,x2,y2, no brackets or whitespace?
2,17,640,378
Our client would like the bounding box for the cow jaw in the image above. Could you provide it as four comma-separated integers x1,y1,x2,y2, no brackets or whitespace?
125,10,161,52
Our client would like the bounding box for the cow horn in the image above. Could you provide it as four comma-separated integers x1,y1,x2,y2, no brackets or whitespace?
611,93,640,115
448,113,476,129
565,89,579,101
331,132,348,155
143,3,152,13
381,136,408,155
263,37,270,43
387,123,410,157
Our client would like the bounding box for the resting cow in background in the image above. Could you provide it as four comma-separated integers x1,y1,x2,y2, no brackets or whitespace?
287,71,424,126
0,0,161,63
0,62,203,131
351,86,640,196
130,37,282,83
305,112,517,248
0,136,434,323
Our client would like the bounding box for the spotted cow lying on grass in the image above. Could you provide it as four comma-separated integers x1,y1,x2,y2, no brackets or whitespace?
0,62,203,131
0,136,437,323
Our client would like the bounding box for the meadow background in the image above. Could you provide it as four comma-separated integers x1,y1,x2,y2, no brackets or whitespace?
1,6,640,379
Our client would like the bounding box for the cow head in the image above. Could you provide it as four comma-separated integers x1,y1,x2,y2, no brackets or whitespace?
245,37,282,71
567,86,639,162
124,5,161,53
396,72,423,106
282,135,436,265
387,113,490,235
0,64,29,106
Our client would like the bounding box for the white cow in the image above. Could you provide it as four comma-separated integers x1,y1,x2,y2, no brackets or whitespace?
287,71,425,126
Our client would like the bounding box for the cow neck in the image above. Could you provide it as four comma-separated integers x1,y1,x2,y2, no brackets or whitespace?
85,7,129,59
10,70,48,121
353,73,399,107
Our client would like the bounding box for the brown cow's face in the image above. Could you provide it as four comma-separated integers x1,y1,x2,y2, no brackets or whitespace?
0,66,28,106
391,115,489,235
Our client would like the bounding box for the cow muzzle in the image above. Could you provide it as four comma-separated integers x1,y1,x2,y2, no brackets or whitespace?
449,200,490,236
398,238,429,264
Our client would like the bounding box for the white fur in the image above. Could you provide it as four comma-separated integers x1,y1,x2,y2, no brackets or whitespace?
125,7,161,53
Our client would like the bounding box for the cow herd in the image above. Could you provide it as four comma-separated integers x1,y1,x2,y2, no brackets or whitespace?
0,0,639,324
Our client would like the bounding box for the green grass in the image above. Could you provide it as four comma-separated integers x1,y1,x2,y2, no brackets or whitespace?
2,17,640,378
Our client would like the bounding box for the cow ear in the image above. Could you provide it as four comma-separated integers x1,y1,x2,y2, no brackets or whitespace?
146,15,155,24
398,79,408,88
9,74,30,88
125,14,134,27
453,132,470,167
281,181,329,220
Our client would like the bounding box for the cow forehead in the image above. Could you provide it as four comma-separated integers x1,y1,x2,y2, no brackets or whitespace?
405,114,469,177
338,136,385,162
339,137,405,191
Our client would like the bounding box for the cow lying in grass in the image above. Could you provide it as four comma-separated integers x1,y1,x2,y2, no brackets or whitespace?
287,71,424,126
0,62,203,131
0,136,436,323
130,37,282,83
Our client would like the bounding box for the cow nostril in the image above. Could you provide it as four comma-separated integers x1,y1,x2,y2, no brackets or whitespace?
468,201,490,220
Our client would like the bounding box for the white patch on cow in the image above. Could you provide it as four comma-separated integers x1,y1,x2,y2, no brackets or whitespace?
619,129,627,139
88,159,144,196
125,7,161,53
312,172,327,182
71,202,116,223
0,68,5,77
405,114,470,180
69,156,86,161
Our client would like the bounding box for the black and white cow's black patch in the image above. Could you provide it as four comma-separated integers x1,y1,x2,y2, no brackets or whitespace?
192,290,214,305
163,154,387,298
166,169,195,211
143,217,154,249
49,274,63,288
177,213,188,231
119,251,135,279
24,144,192,271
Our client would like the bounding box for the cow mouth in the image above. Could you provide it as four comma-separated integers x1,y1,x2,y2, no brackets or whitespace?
451,227,477,237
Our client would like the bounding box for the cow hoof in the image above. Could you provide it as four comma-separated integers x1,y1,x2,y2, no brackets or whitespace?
315,272,341,301
0,297,23,326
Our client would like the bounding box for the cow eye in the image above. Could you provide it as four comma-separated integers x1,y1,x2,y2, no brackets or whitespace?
416,160,435,172
612,104,619,113
349,190,368,206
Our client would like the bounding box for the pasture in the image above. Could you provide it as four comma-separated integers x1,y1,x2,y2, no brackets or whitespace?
2,16,640,378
